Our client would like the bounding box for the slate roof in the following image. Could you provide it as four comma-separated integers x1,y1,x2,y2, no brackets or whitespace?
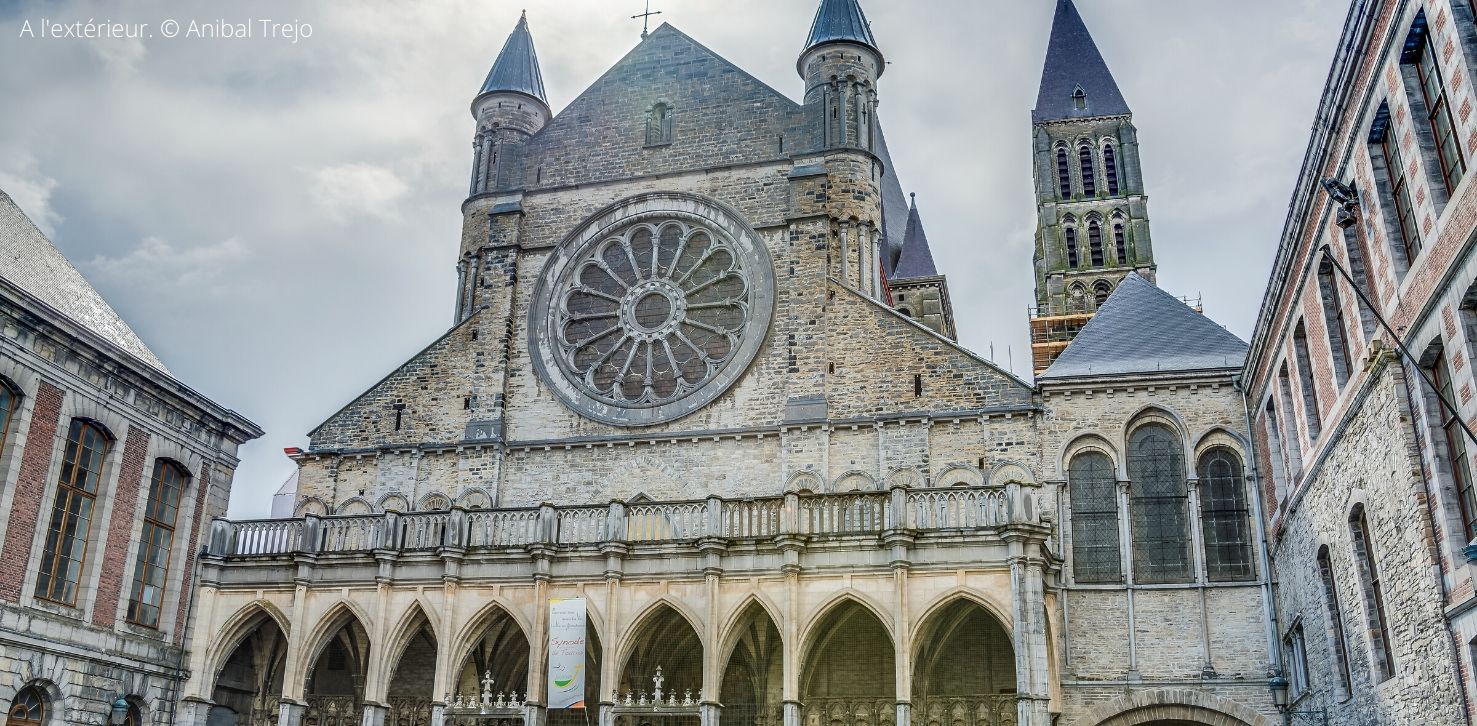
0,189,168,372
1033,0,1131,123
893,194,939,279
876,126,910,277
1040,273,1246,379
803,0,880,56
478,12,547,104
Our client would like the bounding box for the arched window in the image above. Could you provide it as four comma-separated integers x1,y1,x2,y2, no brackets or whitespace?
1056,146,1072,199
38,419,110,605
1072,87,1087,110
1093,281,1112,309
128,459,188,628
1069,450,1121,583
1068,283,1089,313
1088,221,1105,267
1079,143,1097,197
1197,447,1253,581
1112,219,1127,264
646,102,673,146
1104,142,1120,195
1128,423,1191,583
1350,505,1395,680
1065,226,1079,268
7,686,46,726
1317,546,1353,696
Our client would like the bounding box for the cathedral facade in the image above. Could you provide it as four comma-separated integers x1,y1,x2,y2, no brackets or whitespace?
176,2,1281,726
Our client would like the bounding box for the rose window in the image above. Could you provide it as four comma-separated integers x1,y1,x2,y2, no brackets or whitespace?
529,194,774,427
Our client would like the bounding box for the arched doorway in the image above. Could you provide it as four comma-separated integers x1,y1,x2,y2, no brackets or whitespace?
385,607,439,726
912,599,1016,726
617,604,702,726
303,610,371,726
720,602,783,726
801,600,895,726
210,612,287,725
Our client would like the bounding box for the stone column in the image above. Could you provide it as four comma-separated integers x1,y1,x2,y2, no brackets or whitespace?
175,697,213,726
279,701,307,726
1010,555,1051,726
362,703,389,726
840,221,852,285
702,702,722,726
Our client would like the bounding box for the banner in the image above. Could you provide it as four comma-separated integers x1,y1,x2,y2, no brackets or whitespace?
548,598,587,709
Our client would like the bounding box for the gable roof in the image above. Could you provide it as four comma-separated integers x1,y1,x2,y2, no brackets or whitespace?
1033,0,1131,123
803,0,881,56
893,194,938,279
1040,273,1246,379
876,125,911,277
0,189,168,372
478,11,547,104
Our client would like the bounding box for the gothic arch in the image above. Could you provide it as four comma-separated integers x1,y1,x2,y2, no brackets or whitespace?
448,599,537,675
798,590,896,661
934,463,985,488
907,589,1014,655
335,496,374,515
716,593,787,668
206,599,293,686
294,599,373,685
1065,688,1271,726
380,599,441,684
616,596,708,672
617,598,705,699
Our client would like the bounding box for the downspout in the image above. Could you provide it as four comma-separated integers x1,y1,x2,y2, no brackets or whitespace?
1234,374,1285,684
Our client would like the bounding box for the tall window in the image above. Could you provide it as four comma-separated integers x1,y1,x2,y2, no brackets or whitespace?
1069,450,1121,583
1264,400,1290,501
1408,11,1465,195
0,380,16,451
1293,321,1322,439
1286,623,1310,699
1198,448,1253,581
1277,364,1306,474
646,102,673,146
1088,221,1105,267
1080,143,1097,197
1065,226,1079,268
1093,281,1112,308
1113,220,1127,264
7,686,46,726
1317,266,1354,387
1104,142,1120,195
1350,506,1395,680
1372,104,1422,263
38,419,109,605
1427,348,1477,540
1128,423,1192,583
1341,225,1378,336
1317,546,1354,696
1056,146,1072,199
128,460,187,628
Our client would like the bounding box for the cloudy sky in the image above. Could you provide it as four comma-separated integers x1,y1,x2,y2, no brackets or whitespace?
0,0,1348,517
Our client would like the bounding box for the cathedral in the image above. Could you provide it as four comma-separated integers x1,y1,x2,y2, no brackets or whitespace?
171,1,1285,725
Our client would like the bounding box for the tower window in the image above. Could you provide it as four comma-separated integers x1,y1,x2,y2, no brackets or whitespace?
1093,281,1112,308
1370,103,1421,264
1113,219,1127,264
913,374,923,397
1405,11,1465,195
1056,146,1072,199
1072,86,1087,110
1079,143,1097,197
1104,143,1120,195
646,102,674,146
1088,221,1105,267
1065,226,1079,268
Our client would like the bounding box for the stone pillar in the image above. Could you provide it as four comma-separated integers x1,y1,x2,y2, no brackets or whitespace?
430,703,446,726
840,221,852,285
894,702,911,726
600,702,616,726
279,701,307,726
1010,556,1051,726
175,697,213,725
702,701,722,726
362,703,389,726
783,702,801,726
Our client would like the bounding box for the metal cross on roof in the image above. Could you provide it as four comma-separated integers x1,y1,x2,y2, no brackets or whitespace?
632,0,662,39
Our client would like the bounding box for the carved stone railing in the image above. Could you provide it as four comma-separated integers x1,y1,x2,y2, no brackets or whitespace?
387,697,438,726
209,485,1045,558
303,695,361,726
914,696,1018,726
802,698,897,726
249,697,281,726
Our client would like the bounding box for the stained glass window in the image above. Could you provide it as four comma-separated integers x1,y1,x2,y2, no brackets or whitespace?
1198,448,1253,581
1069,450,1121,583
1128,423,1191,584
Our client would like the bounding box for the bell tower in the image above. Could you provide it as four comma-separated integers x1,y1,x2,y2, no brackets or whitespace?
1027,0,1157,375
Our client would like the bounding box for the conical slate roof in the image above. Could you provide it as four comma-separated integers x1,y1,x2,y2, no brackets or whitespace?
893,194,938,279
478,12,547,104
0,189,168,372
1033,0,1130,123
803,0,880,56
1040,273,1246,379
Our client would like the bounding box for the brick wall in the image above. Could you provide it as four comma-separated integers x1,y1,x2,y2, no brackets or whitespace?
0,380,62,602
91,424,150,627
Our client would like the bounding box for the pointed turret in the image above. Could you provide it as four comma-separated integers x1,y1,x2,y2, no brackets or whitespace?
888,194,955,340
1034,0,1129,123
476,11,548,108
802,0,881,62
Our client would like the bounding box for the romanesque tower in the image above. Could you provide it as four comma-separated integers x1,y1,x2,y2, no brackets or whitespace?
456,12,549,324
1027,0,1157,375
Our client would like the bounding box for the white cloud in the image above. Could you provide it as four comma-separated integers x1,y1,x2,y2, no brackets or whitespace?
0,153,62,238
84,235,248,293
309,163,411,222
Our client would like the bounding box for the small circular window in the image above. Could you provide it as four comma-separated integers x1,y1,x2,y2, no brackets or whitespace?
530,193,775,426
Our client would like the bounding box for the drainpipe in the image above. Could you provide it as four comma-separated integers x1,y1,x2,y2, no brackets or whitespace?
1233,374,1285,687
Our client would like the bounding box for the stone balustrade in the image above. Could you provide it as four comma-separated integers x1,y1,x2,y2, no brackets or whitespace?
208,484,1046,559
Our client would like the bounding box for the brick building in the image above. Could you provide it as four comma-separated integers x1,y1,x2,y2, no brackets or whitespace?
0,189,262,726
177,2,1283,726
